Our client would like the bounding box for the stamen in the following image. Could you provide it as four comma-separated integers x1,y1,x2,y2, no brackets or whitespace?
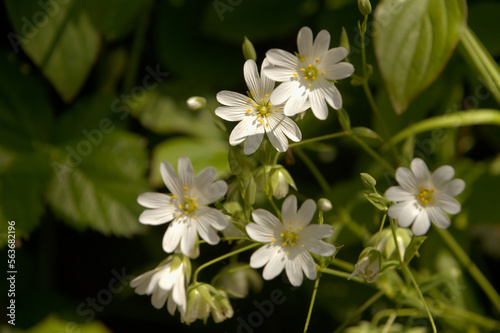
300,68,305,71
247,108,251,113
315,58,319,62
172,195,177,199
265,94,269,97
299,56,305,61
248,98,252,103
193,216,197,219
259,119,263,123
183,186,189,191
286,251,290,255
308,83,312,87
184,195,188,199
271,238,275,243
308,64,313,68
265,113,270,117
178,205,182,209
293,73,298,77
184,210,188,215
304,76,308,80
297,227,302,231
260,99,264,103
321,71,325,75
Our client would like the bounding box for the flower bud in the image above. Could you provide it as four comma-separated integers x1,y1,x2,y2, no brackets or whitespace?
182,283,234,324
349,247,381,283
211,291,234,323
214,263,263,298
339,27,350,55
318,198,333,212
357,0,372,16
270,165,296,199
360,172,376,189
242,36,257,61
373,228,412,261
186,96,207,111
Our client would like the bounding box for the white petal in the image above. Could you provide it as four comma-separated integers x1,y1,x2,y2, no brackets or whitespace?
160,161,183,196
298,250,317,280
229,117,256,145
263,66,299,82
322,47,348,65
297,26,314,56
431,165,455,187
151,287,169,309
177,157,194,188
252,209,282,229
426,206,451,229
309,89,328,120
180,222,197,255
246,223,276,242
444,178,465,197
243,125,265,155
436,194,461,215
395,166,419,193
130,270,155,291
172,274,186,314
390,200,420,227
296,199,317,227
250,244,278,268
163,221,184,253
215,106,247,121
244,59,261,98
139,207,175,225
265,49,299,72
137,192,173,208
302,224,333,239
411,158,431,183
384,186,414,202
313,29,330,59
323,62,354,81
318,80,342,110
304,238,335,256
270,114,302,142
194,167,216,189
411,210,431,236
285,250,304,286
284,86,308,116
260,58,276,95
265,119,288,152
262,249,286,280
217,90,251,107
270,81,300,105
281,195,298,226
196,206,228,230
195,179,228,205
195,217,220,245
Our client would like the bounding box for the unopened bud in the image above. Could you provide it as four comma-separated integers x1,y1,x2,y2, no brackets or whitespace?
186,96,207,111
357,0,372,16
242,36,257,61
318,198,332,212
360,173,376,189
339,27,350,54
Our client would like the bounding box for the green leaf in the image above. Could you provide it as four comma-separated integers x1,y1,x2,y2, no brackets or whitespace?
363,192,389,211
403,235,427,265
373,0,467,114
24,315,111,333
5,0,100,102
150,137,230,188
0,52,53,246
351,126,382,141
46,96,149,237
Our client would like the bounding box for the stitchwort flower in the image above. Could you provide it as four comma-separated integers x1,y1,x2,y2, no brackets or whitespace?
215,59,302,155
138,157,228,256
130,254,190,315
384,158,465,236
264,26,355,120
246,195,335,286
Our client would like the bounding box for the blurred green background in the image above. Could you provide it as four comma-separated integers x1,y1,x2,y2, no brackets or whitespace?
1,0,499,332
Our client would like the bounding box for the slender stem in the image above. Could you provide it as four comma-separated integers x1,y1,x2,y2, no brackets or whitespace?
303,273,322,333
388,217,403,266
192,243,260,282
330,258,355,272
351,135,395,173
322,267,365,282
383,109,500,151
333,290,385,333
123,0,153,92
374,214,387,248
289,131,349,148
294,148,331,194
435,227,500,313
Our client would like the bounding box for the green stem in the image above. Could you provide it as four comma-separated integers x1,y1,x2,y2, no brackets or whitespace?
330,258,355,272
383,109,500,151
303,273,322,333
322,267,364,282
123,0,153,92
374,214,387,248
351,135,395,173
334,290,385,333
435,227,500,313
458,26,500,106
192,243,260,283
289,131,349,148
294,148,331,194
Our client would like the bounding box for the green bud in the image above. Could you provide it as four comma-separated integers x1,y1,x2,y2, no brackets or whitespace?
349,247,381,283
269,165,296,199
339,27,350,54
183,284,212,325
371,227,413,261
214,263,263,298
318,198,333,212
360,172,377,189
186,96,207,111
357,0,372,16
242,36,257,61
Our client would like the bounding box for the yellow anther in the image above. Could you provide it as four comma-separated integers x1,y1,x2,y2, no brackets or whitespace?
247,108,251,112
190,197,196,201
257,114,261,118
308,83,312,87
193,216,197,219
265,124,269,128
300,68,305,71
282,242,287,247
312,76,316,80
304,76,308,80
308,64,313,68
248,98,252,103
275,108,279,112
299,56,305,61
184,195,188,199
321,71,325,76
253,104,258,107
178,205,183,209
280,232,284,237
297,227,302,231
259,119,263,123
315,58,319,62
194,204,198,208
176,213,179,218
286,251,290,255
183,186,189,191
417,188,435,206
301,243,305,247
172,195,177,199
268,103,272,106
293,73,298,77
260,99,264,103
265,94,269,97
265,113,269,117
184,210,188,215
271,238,275,243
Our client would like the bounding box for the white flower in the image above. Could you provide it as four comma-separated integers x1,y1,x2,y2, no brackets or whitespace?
264,26,355,120
182,284,234,324
246,195,336,286
130,255,189,315
215,59,302,155
138,157,228,256
385,158,466,236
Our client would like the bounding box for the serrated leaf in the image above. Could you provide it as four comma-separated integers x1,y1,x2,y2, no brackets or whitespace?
373,0,467,114
5,0,100,102
150,137,230,188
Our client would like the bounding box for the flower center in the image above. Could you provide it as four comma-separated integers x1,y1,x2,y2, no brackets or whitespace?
293,57,326,87
174,188,198,218
417,188,434,206
281,229,298,247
